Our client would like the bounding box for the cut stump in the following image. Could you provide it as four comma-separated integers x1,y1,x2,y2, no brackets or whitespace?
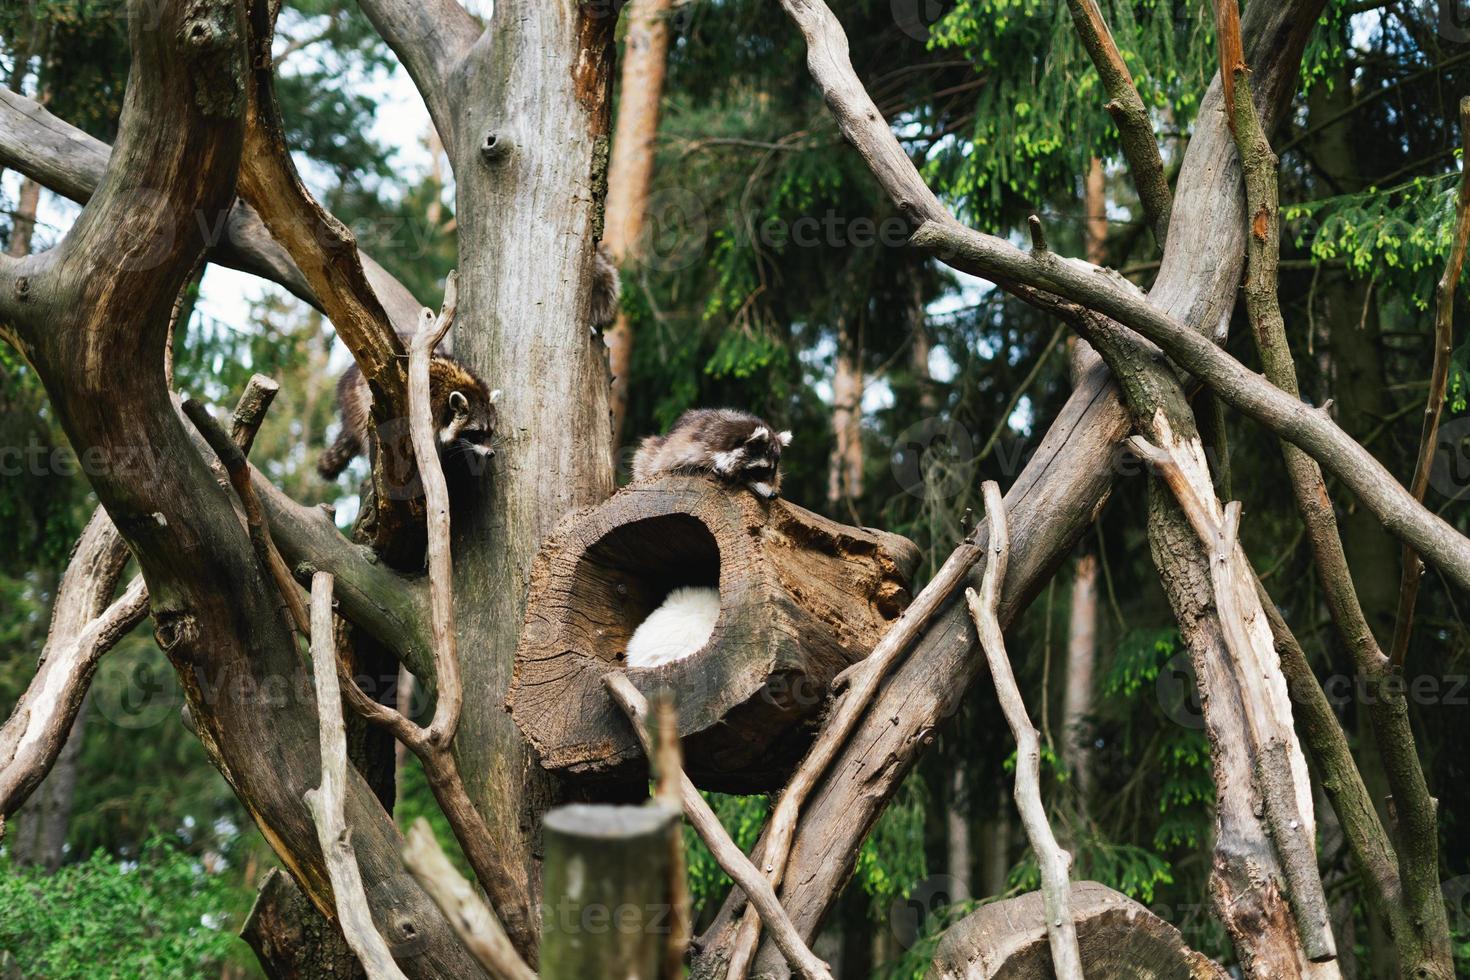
928,881,1228,979
507,475,919,792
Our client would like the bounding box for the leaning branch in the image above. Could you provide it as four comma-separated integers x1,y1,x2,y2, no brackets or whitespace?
402,819,536,980
1129,437,1335,963
963,482,1083,980
305,573,412,980
724,523,989,978
238,4,410,419
1062,0,1172,244
602,672,834,980
1389,95,1470,669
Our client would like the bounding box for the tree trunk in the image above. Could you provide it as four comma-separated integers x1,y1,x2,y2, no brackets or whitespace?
603,0,674,445
444,0,619,915
7,176,39,257
1060,555,1098,802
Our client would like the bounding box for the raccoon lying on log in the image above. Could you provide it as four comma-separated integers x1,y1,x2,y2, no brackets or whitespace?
631,408,792,500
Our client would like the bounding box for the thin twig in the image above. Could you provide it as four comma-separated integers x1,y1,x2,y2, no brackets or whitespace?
602,673,834,980
1390,96,1470,671
304,572,410,980
401,819,536,980
651,694,692,979
962,481,1082,980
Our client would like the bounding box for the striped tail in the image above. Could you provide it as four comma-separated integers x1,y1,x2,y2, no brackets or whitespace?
317,429,362,479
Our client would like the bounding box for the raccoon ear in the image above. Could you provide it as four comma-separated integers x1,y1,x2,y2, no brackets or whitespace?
490,388,502,404
745,426,769,445
449,391,470,415
777,430,793,447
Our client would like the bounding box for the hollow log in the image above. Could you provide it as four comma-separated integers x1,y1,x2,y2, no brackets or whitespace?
507,475,919,792
928,881,1228,980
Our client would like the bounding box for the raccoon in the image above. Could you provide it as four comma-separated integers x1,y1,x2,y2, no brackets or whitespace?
317,354,499,481
632,408,792,500
591,243,622,328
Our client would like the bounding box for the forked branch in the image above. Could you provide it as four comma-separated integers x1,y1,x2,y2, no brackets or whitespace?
963,482,1083,980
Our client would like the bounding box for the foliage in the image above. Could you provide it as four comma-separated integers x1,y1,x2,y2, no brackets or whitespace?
0,837,254,978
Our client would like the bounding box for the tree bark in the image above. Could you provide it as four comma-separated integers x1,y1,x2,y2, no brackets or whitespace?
604,0,674,444
1061,555,1098,802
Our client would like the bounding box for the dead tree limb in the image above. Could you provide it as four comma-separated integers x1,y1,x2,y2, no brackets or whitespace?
963,481,1083,980
1062,0,1172,244
1389,95,1470,669
306,573,411,980
650,695,692,980
723,525,986,978
402,819,536,980
603,672,834,980
1,372,278,823
1128,437,1336,968
1222,34,1452,973
183,398,311,639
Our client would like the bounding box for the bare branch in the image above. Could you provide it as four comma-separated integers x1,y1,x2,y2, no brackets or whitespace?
355,0,481,149
1390,95,1470,669
650,695,692,980
239,4,410,422
1129,437,1335,964
724,523,988,978
1062,0,1172,244
0,88,423,332
603,672,834,980
184,397,311,639
963,482,1083,980
402,819,536,980
0,575,147,821
409,275,461,745
305,573,412,980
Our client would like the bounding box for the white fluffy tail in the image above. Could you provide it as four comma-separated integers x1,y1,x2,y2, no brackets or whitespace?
625,586,720,670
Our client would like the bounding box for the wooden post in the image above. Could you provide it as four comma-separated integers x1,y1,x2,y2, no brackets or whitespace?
541,802,682,980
